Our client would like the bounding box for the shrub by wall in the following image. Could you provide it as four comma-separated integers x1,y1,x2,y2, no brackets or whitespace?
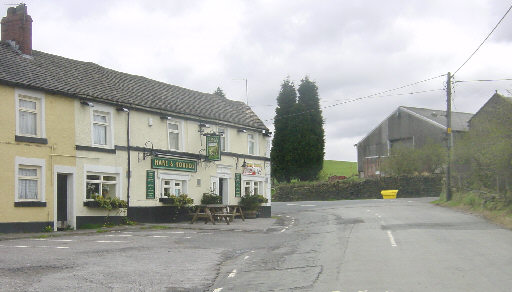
273,175,442,202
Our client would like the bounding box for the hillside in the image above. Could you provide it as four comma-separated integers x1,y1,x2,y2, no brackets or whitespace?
319,160,358,181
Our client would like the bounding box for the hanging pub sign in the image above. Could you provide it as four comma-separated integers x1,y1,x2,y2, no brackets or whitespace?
151,157,197,172
146,170,155,199
235,173,241,197
206,135,221,161
243,162,263,176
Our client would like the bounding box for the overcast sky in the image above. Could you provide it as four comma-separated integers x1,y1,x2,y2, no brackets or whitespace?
11,0,512,162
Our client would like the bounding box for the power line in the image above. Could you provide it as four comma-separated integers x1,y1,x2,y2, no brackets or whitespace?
454,78,512,83
328,74,446,104
265,73,446,122
453,3,512,76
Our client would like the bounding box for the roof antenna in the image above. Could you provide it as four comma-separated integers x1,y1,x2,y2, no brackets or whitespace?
233,78,248,106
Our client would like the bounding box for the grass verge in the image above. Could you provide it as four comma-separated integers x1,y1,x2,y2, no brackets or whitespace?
433,191,512,230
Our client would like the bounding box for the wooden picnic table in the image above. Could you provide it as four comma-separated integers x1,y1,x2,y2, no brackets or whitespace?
190,204,244,225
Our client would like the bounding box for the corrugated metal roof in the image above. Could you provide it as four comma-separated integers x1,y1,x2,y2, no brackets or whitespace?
402,106,473,131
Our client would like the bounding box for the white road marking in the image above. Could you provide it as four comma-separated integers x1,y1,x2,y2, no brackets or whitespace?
286,203,297,206
15,246,28,248
228,269,237,278
408,201,413,203
169,231,185,234
184,236,192,239
280,229,286,233
276,215,282,217
55,246,69,249
244,256,250,260
36,245,50,248
52,239,72,242
213,288,223,292
32,238,47,241
300,204,316,207
107,234,132,237
251,250,255,253
151,235,169,238
95,241,126,243
286,216,290,218
387,230,397,247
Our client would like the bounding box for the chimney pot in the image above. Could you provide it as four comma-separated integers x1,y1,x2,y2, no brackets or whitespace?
1,4,33,55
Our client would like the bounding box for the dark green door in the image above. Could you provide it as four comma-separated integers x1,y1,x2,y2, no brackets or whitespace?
57,174,67,222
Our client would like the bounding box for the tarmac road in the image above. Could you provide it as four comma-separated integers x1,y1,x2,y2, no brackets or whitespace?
1,198,512,291
211,197,512,292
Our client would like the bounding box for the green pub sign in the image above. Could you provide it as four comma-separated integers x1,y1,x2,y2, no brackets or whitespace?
151,157,197,172
206,135,221,161
235,173,241,197
146,170,155,199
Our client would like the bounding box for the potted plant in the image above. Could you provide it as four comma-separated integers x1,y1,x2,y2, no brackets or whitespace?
239,193,268,219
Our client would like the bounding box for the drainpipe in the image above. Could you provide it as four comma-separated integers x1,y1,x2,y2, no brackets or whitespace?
127,110,131,208
117,107,131,209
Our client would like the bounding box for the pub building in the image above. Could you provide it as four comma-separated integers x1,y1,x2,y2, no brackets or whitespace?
0,4,271,232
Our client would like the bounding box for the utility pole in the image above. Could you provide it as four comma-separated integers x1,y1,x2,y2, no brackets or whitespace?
446,72,453,201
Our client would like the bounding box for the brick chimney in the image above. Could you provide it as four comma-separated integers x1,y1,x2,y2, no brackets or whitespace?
1,4,32,55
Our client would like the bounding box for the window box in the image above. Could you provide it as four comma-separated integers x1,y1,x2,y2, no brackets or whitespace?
159,197,176,204
83,200,101,208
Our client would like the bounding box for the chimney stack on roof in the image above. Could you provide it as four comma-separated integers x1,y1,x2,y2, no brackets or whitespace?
1,4,33,55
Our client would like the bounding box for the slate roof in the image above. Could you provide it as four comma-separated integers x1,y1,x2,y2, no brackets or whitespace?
0,42,268,130
402,106,473,131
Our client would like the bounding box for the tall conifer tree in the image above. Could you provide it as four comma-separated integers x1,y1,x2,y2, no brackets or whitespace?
271,79,298,182
296,76,325,180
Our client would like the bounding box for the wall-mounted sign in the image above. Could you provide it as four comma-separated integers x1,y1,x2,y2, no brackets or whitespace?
206,135,221,161
235,173,241,197
243,163,263,176
146,170,155,199
151,157,197,172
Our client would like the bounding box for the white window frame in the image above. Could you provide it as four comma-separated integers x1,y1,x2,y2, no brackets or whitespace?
90,105,114,148
161,179,185,197
218,126,229,152
85,173,119,200
248,133,258,155
14,157,46,202
158,172,189,198
83,165,122,202
242,180,263,196
15,88,46,138
167,119,184,151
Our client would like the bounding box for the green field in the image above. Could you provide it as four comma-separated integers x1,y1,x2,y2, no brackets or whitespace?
318,160,358,181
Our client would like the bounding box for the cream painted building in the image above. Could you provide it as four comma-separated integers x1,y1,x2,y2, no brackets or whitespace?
1,4,271,232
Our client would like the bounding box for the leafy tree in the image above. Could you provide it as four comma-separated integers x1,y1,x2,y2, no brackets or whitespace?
213,87,226,98
295,77,325,180
382,142,446,176
454,95,512,194
271,79,298,182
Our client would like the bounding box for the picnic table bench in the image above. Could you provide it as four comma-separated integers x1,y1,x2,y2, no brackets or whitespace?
190,204,244,225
